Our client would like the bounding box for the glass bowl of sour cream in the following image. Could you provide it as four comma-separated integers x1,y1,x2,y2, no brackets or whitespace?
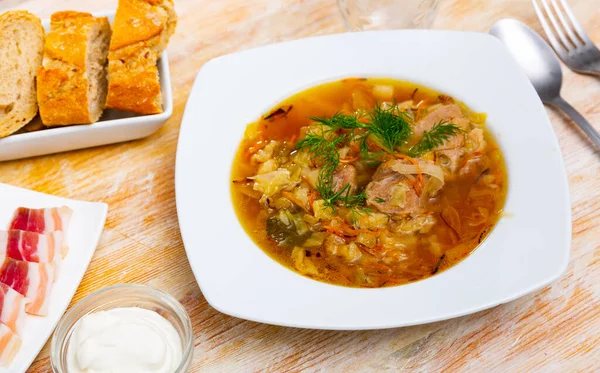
51,284,193,373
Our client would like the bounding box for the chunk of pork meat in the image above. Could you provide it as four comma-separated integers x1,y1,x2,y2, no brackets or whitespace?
414,104,486,175
414,104,470,138
332,165,358,194
365,160,428,215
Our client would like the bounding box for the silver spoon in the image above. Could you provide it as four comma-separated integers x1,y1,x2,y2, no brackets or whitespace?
490,19,600,148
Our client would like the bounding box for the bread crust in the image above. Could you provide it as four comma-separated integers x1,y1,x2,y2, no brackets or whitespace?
106,0,177,114
37,11,111,126
0,11,44,138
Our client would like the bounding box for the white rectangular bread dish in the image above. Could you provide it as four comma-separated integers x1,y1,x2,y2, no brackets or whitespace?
0,10,172,162
0,182,107,372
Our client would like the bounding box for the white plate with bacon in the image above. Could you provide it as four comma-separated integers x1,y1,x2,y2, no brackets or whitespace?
0,183,107,372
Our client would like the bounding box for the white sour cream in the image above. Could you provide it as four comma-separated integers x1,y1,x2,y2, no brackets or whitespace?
67,307,183,373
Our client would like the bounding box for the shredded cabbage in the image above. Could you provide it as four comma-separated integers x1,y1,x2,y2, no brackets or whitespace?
257,159,278,174
313,200,334,220
396,214,436,235
390,160,445,196
356,232,377,248
301,167,320,189
292,246,318,275
303,232,326,247
251,169,291,197
390,183,411,208
325,236,362,263
395,100,415,111
372,85,394,100
291,149,312,167
252,141,279,163
466,128,486,153
355,212,388,230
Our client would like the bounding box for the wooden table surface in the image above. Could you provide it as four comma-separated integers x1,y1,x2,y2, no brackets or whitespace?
1,0,599,372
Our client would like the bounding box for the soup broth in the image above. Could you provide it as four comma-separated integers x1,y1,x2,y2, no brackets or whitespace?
231,78,507,288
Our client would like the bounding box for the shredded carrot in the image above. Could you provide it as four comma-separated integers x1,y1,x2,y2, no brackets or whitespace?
360,246,379,257
282,191,309,213
245,140,267,158
367,138,383,152
288,134,298,144
357,115,371,125
378,277,400,286
366,262,393,273
308,190,318,211
323,226,345,237
323,225,371,237
495,170,503,185
324,225,349,236
323,219,379,237
460,151,483,169
396,154,424,196
340,155,360,164
331,273,351,285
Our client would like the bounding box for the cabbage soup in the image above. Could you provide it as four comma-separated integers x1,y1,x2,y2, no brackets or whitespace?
231,78,507,288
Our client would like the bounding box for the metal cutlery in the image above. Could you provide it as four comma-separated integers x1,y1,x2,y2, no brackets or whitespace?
490,19,600,148
532,0,600,75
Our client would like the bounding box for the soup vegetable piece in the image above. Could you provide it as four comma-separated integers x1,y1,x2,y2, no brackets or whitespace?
231,78,507,288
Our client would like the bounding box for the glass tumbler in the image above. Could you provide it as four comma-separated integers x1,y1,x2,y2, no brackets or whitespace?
338,0,441,31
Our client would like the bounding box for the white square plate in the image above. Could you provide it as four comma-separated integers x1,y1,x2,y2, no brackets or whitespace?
0,11,172,162
175,30,571,330
0,183,107,372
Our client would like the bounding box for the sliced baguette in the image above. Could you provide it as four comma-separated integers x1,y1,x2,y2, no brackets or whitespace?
0,11,44,138
105,0,177,115
37,11,112,126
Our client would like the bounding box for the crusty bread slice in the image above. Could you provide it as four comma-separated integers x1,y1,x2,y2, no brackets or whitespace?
105,0,177,115
0,11,44,138
37,11,112,126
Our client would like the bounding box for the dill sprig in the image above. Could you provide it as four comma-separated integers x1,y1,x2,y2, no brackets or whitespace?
408,121,463,157
296,129,367,212
296,132,348,207
367,104,412,153
297,104,414,214
318,183,368,211
309,113,365,131
296,131,344,171
310,106,412,157
348,202,372,225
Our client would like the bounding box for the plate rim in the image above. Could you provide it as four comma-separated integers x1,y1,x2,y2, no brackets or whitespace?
176,29,571,330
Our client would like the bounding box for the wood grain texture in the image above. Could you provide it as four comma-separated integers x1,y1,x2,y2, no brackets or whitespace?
0,0,598,372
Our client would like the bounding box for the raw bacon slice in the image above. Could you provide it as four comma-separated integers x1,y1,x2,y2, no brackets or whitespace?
0,283,25,336
9,206,72,234
0,324,20,367
0,256,55,316
0,230,63,265
9,206,72,258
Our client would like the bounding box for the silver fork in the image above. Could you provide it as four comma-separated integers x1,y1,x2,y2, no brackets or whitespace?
532,0,600,76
